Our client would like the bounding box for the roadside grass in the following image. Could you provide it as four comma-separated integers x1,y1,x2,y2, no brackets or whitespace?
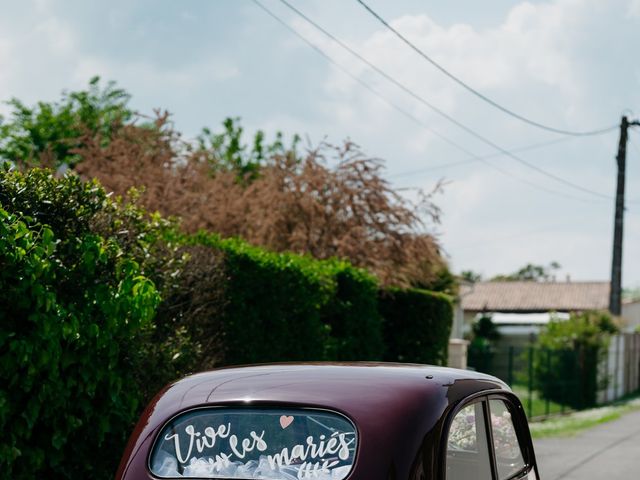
527,396,640,439
511,385,565,418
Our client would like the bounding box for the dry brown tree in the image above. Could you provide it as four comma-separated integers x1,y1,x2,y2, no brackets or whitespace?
75,114,448,288
230,142,447,287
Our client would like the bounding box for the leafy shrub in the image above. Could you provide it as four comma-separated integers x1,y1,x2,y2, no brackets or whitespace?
148,244,228,381
0,168,159,478
378,287,453,365
533,311,617,409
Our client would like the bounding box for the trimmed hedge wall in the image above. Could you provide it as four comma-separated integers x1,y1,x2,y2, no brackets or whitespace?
379,287,453,365
321,261,383,361
193,234,333,364
190,235,386,364
190,235,454,367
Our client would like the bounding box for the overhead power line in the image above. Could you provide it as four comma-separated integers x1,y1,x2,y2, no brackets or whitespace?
389,136,576,179
355,0,618,137
273,0,614,201
249,1,470,159
252,0,606,203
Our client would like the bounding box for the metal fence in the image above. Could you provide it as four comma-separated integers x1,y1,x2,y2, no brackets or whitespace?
467,333,640,419
599,333,640,403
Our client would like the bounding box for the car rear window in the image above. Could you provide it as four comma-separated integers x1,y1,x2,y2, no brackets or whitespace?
149,407,357,479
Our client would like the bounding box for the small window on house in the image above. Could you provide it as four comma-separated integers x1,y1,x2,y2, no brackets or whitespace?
149,408,357,479
446,402,492,480
489,399,526,480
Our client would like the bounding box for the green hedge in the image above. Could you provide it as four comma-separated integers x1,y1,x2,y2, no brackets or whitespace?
190,235,387,365
0,168,455,479
192,234,333,364
379,287,453,365
0,169,160,479
321,261,383,361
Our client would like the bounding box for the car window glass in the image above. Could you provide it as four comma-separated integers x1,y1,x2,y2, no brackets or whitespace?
150,408,357,479
446,402,492,480
489,399,526,479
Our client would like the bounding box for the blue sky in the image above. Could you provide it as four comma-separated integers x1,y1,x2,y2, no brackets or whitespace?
2,0,640,286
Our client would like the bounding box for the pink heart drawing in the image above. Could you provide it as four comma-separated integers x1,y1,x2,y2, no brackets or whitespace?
280,415,294,429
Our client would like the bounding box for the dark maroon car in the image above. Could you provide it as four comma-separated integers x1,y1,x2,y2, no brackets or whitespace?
116,363,539,480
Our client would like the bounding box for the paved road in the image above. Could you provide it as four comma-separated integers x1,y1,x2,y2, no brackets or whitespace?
534,408,640,480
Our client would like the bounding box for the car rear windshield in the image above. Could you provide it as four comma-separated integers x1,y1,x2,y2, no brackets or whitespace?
149,407,358,479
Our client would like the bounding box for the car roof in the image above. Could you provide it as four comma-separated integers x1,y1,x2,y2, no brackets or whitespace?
157,362,508,411
119,363,510,480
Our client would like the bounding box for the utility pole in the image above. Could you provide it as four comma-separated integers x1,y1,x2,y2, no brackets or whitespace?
609,116,640,315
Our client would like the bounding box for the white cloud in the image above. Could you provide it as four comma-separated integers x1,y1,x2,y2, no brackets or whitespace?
0,1,241,121
0,5,85,106
0,39,9,62
73,56,239,93
34,0,53,14
0,37,11,98
314,1,596,133
628,0,640,17
288,0,609,181
35,16,75,55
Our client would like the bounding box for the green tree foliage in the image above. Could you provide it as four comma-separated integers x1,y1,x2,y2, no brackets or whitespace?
492,261,561,282
460,270,482,283
534,311,618,409
378,287,453,365
0,167,159,478
0,76,132,168
471,315,501,343
467,314,501,373
196,117,300,181
622,287,640,302
417,265,459,296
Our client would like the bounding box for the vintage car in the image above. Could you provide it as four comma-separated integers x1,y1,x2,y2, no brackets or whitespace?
116,363,539,480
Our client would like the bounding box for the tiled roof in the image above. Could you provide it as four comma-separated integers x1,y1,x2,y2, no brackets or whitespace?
460,281,610,312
